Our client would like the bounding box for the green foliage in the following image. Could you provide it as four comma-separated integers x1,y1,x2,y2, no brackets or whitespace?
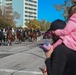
40,20,51,31
40,20,46,31
25,19,51,31
0,17,15,29
25,19,40,30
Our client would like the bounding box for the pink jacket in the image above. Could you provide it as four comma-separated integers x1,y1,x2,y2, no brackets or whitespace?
54,13,76,51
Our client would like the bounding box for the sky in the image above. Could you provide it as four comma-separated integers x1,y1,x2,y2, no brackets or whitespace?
38,0,64,22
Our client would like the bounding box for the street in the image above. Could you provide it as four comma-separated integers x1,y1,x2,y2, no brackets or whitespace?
0,38,52,75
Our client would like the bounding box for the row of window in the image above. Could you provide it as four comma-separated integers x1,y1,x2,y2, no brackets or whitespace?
25,0,37,3
25,11,37,14
6,3,12,5
25,15,36,18
25,18,36,21
6,0,12,1
25,19,29,21
25,7,37,11
25,3,37,7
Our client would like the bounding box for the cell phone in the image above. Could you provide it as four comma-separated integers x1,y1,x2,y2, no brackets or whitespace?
42,40,51,51
39,67,44,73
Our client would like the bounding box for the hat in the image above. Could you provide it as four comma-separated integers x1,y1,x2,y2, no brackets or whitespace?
49,19,66,31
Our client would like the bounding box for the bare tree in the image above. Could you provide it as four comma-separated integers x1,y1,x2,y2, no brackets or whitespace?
54,0,76,21
0,5,21,28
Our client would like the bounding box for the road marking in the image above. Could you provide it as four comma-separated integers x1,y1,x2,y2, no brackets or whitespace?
0,69,42,75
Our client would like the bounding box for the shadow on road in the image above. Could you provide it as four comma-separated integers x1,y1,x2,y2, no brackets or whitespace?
0,53,13,58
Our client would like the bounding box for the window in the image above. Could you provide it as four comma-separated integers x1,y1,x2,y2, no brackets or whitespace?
25,19,29,21
25,3,29,5
6,0,12,1
25,0,29,1
25,15,29,17
6,3,12,5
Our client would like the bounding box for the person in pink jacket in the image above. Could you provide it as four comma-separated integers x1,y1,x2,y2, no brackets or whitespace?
54,5,76,51
51,5,76,51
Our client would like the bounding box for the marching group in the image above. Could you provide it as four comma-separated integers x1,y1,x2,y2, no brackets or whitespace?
0,28,41,46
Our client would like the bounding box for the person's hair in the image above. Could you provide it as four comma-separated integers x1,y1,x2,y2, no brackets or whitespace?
68,5,76,18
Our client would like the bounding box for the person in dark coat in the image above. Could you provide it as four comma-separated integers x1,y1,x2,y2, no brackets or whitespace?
43,19,76,75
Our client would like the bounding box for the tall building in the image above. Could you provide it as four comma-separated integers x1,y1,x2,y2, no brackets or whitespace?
24,0,38,24
2,0,16,25
2,0,38,27
13,0,38,27
4,0,13,21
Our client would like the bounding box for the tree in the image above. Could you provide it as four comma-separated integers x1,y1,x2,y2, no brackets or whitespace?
25,19,51,31
54,0,76,21
0,5,20,29
13,12,21,19
25,19,40,30
0,6,15,28
40,20,46,31
45,22,51,30
40,20,51,31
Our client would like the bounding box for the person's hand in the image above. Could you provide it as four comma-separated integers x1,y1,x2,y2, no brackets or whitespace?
45,45,53,58
43,71,47,75
43,66,47,75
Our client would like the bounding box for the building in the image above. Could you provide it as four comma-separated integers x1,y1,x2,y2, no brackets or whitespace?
2,0,38,27
6,0,12,6
13,0,38,27
4,0,13,21
24,0,38,24
2,0,17,25
0,0,13,22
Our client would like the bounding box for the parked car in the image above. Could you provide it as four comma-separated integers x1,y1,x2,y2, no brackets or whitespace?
43,31,51,39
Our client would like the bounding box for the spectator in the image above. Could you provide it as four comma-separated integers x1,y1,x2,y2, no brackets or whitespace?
43,5,76,75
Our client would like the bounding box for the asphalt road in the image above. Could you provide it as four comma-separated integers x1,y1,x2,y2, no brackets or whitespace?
0,38,52,75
